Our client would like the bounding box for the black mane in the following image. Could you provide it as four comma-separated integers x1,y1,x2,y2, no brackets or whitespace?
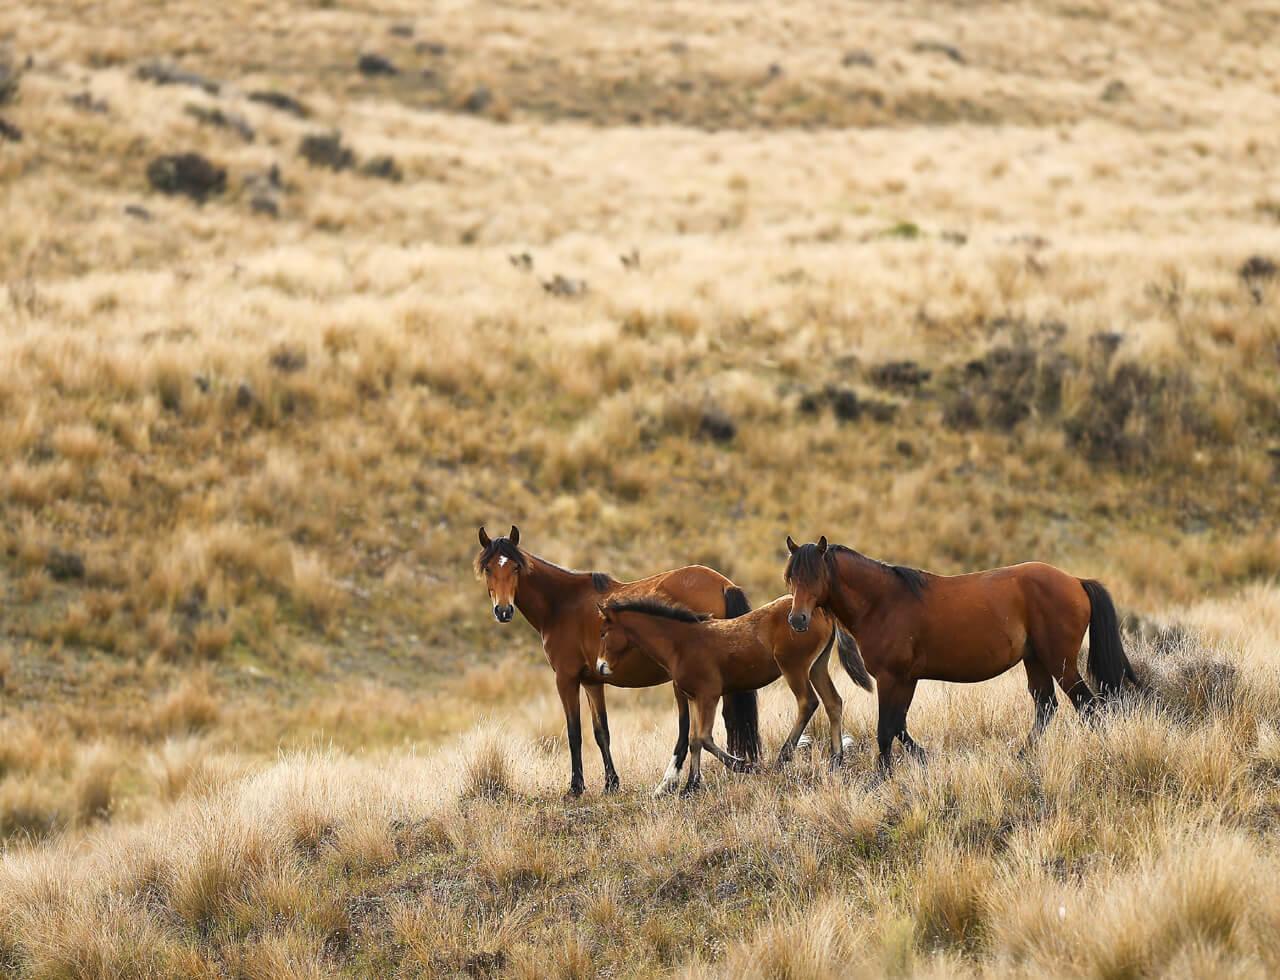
785,542,927,600
473,537,528,575
604,598,710,624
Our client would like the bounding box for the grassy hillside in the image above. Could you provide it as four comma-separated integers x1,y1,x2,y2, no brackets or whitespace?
1,0,1279,975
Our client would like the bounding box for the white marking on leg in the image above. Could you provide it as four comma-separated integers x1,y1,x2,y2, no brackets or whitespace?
654,754,681,796
842,733,856,751
797,733,814,751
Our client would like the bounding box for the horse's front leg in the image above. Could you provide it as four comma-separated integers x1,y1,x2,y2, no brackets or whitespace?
555,672,586,797
655,684,690,796
583,682,620,794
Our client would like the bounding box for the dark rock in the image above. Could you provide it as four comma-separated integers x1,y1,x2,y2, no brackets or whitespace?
542,274,587,297
359,154,402,181
235,381,255,409
1239,255,1277,281
248,90,310,118
895,440,915,457
620,248,640,270
194,374,210,393
826,386,861,422
416,41,447,56
357,52,398,76
698,409,736,443
508,252,533,271
67,91,108,114
46,549,86,582
0,117,20,142
869,360,932,392
797,391,823,415
146,153,226,202
388,23,414,38
842,49,875,68
764,63,784,82
124,204,153,221
299,131,355,171
184,103,255,141
1100,79,1130,103
269,347,307,373
941,230,967,246
913,41,965,64
1089,332,1124,358
136,61,219,94
250,194,280,217
462,86,492,114
0,50,20,105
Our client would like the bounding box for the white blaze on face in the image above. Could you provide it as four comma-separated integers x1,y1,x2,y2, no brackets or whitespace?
498,556,508,567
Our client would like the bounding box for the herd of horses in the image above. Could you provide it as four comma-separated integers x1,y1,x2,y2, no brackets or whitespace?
475,525,1142,796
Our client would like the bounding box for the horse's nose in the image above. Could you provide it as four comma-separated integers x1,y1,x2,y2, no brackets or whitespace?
789,613,809,633
494,604,514,623
596,659,612,677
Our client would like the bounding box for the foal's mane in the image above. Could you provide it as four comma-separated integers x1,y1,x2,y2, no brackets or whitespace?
604,598,710,624
785,542,927,600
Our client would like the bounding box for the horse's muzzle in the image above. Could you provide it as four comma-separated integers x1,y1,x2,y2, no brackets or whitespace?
493,604,514,623
596,659,612,677
788,613,810,633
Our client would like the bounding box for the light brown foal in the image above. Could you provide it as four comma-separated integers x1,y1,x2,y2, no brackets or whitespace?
597,596,872,794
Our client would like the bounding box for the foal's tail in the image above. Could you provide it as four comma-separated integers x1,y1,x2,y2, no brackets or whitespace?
836,628,874,692
720,586,762,764
1080,579,1141,697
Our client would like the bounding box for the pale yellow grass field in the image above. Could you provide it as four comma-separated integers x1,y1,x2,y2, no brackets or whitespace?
2,0,1279,976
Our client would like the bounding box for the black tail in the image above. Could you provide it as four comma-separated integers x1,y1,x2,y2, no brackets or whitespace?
1081,579,1140,697
720,587,761,763
836,628,874,692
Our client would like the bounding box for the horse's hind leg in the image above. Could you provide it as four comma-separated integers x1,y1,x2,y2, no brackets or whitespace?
683,693,720,795
1022,652,1058,748
1036,625,1100,719
777,669,821,769
655,685,690,796
809,648,845,770
584,683,620,793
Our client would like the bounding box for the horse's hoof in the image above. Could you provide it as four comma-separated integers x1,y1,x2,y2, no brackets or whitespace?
679,779,702,797
796,733,814,752
565,783,586,799
603,777,621,795
653,779,678,798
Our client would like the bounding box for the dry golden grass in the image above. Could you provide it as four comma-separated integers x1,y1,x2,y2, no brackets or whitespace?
2,0,1279,975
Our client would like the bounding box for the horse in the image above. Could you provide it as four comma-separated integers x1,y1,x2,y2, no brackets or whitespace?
783,536,1142,770
596,596,873,794
475,526,761,797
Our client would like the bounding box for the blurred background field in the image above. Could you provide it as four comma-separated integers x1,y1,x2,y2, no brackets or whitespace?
1,0,1279,976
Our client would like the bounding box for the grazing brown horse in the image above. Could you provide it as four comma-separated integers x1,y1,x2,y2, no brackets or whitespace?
475,526,760,796
784,536,1142,771
596,596,873,794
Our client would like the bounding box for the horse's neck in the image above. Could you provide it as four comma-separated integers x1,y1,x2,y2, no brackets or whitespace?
515,556,595,633
830,552,897,631
621,617,680,673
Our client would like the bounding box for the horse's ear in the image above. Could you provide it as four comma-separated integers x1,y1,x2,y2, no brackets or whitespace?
786,535,798,554
509,525,520,546
816,535,828,554
478,526,492,548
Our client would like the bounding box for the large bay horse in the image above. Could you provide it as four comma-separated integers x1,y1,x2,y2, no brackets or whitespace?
596,596,872,793
784,536,1142,770
476,526,760,796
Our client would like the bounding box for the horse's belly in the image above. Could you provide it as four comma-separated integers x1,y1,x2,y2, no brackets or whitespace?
918,628,1026,683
